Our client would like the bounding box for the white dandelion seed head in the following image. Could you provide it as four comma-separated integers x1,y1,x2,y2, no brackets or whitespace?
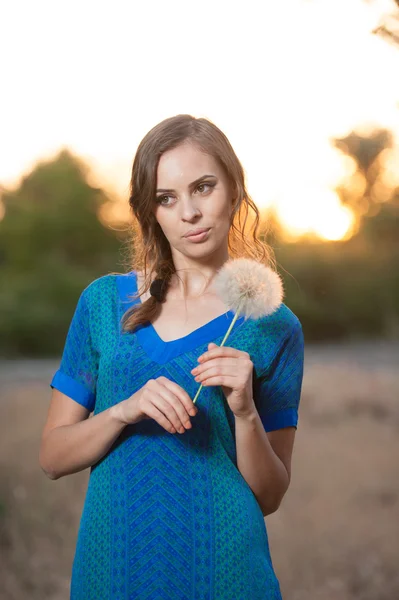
212,258,284,319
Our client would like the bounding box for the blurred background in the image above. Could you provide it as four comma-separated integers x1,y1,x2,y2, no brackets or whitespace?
0,0,398,598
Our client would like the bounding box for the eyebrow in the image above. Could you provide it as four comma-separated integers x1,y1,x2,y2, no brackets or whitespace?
156,174,217,194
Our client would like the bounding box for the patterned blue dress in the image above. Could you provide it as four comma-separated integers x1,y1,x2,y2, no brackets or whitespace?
50,270,304,600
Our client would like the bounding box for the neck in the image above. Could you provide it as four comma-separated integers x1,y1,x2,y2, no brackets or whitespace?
169,248,230,300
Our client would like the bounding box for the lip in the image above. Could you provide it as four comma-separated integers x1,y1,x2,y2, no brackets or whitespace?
184,228,211,242
184,227,211,238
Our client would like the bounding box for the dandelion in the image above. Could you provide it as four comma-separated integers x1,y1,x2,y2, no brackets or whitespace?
192,258,284,404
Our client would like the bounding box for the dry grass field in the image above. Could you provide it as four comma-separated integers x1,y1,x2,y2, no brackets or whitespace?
0,341,398,600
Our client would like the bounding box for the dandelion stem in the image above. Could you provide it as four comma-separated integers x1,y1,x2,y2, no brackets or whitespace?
192,298,245,405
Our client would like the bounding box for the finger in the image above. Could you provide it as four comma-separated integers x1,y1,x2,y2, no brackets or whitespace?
200,375,235,387
146,381,187,430
197,365,238,380
158,383,196,429
198,347,249,363
142,401,177,434
154,392,191,433
194,366,233,382
158,376,198,417
192,359,237,377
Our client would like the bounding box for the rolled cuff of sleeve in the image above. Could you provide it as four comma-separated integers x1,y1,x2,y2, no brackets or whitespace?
260,407,298,432
50,370,95,412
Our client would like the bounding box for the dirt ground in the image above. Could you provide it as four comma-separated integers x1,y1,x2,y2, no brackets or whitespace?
0,341,398,600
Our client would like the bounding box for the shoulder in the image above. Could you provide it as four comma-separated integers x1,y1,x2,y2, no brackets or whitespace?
238,303,303,371
247,304,304,378
80,272,123,308
256,302,302,342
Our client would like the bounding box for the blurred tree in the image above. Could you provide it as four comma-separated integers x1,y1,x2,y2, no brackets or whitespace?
360,191,399,245
271,124,399,341
0,142,398,355
0,149,124,271
333,128,393,221
332,128,399,250
0,149,128,357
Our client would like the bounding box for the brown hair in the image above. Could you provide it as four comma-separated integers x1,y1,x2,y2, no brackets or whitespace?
120,114,276,333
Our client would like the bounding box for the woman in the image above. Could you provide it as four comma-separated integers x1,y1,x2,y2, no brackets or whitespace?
40,114,304,599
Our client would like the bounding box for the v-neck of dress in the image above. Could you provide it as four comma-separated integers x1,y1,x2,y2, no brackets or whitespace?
116,270,246,363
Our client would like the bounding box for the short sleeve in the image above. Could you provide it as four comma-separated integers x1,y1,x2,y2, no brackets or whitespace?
50,289,99,412
254,322,304,432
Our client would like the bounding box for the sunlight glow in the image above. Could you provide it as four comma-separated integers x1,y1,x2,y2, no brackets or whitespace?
0,0,398,239
275,187,355,241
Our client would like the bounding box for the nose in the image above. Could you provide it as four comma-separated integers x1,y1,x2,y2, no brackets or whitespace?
181,196,202,221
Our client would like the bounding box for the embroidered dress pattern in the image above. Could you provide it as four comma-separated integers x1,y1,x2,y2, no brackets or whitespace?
50,271,304,600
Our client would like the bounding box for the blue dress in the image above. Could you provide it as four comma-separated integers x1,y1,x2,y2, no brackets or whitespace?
50,270,304,600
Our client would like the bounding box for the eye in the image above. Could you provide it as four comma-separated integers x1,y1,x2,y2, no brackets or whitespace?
155,182,214,206
196,182,214,193
155,194,174,206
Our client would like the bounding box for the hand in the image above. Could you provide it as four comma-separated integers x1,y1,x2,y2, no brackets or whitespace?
191,342,257,418
115,376,198,434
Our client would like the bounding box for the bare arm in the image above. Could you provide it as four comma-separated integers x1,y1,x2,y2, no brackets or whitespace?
39,389,136,480
40,377,197,480
235,409,296,516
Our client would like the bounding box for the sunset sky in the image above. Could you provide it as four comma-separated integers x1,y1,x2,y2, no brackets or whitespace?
1,0,398,240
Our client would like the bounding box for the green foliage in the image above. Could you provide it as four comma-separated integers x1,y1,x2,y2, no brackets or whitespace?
274,217,399,341
0,150,128,357
0,146,398,356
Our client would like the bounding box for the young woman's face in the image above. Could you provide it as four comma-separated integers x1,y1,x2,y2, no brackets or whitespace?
153,141,234,260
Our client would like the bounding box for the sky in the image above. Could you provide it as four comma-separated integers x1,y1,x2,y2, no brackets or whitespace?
1,0,398,240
